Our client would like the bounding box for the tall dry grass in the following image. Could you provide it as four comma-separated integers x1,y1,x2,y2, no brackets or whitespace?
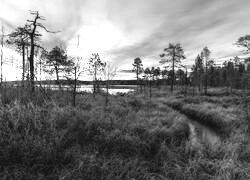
0,85,249,179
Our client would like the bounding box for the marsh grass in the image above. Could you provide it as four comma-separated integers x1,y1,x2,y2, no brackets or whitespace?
0,86,249,179
162,95,244,137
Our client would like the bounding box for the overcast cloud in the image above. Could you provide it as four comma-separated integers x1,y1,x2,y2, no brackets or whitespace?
0,0,250,79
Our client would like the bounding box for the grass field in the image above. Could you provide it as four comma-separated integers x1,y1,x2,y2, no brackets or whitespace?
0,85,249,179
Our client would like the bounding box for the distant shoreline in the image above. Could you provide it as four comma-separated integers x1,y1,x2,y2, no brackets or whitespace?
4,79,140,86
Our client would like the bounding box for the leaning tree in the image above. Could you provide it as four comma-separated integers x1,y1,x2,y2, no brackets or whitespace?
25,11,57,92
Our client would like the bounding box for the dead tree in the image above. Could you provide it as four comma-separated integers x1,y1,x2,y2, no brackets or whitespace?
25,11,58,92
88,53,106,98
103,62,117,106
65,57,84,106
0,25,7,85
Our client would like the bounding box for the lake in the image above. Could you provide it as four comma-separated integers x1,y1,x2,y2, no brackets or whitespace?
41,84,136,95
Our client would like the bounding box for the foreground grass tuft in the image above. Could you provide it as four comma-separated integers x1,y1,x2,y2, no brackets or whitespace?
0,86,249,179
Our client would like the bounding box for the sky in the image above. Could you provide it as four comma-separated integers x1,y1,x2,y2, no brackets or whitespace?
0,0,250,80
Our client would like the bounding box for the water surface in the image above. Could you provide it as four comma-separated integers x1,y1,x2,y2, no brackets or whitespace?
41,84,135,95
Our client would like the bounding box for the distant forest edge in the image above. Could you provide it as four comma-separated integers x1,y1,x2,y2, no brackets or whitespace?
1,10,250,95
6,79,140,86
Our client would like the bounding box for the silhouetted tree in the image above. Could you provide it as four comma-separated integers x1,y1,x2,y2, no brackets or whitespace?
223,60,235,92
144,67,154,99
25,11,57,92
160,43,185,92
207,59,216,87
43,46,71,89
153,67,161,87
176,68,185,89
7,26,29,86
88,53,106,98
65,57,84,106
0,25,5,85
201,46,211,95
161,68,168,79
103,62,117,105
161,68,168,85
180,65,188,95
236,35,250,90
132,57,143,92
192,54,204,93
153,67,161,79
236,35,250,54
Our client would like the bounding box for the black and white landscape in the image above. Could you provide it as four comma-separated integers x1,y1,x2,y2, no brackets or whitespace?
0,0,250,179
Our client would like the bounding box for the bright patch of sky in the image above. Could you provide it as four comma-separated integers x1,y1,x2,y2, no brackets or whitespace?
0,0,250,80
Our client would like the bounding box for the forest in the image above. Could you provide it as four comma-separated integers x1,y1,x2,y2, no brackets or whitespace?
0,10,249,179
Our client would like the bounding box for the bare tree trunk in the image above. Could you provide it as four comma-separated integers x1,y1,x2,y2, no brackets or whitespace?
149,78,152,100
185,67,188,95
55,66,61,89
93,63,97,98
0,25,4,86
26,47,30,82
105,79,109,106
22,43,25,87
198,74,201,93
29,36,35,92
73,67,77,107
193,83,195,96
171,55,175,92
204,60,208,95
230,79,233,94
140,79,143,93
136,67,139,93
39,57,42,82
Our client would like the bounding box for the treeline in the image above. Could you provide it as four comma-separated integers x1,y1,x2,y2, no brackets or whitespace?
2,10,250,97
191,56,250,92
132,42,250,95
3,11,119,103
5,80,137,86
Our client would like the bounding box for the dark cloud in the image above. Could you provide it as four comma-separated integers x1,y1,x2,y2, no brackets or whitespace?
107,0,250,68
1,0,250,70
119,69,134,73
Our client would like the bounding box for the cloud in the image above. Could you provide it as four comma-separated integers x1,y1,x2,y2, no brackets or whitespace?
106,0,250,69
119,69,134,73
1,0,250,80
0,0,106,49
